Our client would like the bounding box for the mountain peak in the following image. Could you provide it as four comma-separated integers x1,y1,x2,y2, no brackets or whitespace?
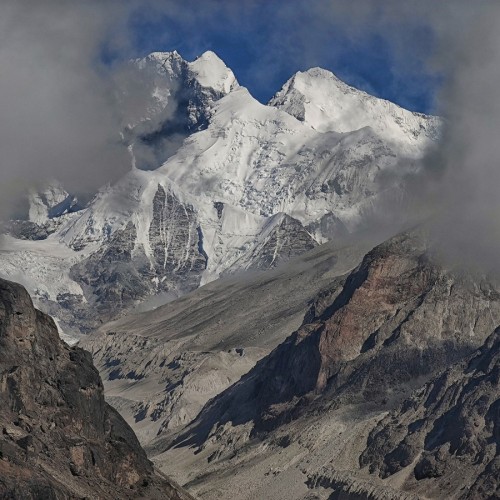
270,67,362,109
139,50,239,95
195,50,222,62
298,66,343,81
188,50,239,94
145,50,183,63
270,67,440,152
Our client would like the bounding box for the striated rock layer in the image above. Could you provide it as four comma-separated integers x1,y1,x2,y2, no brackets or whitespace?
0,278,191,499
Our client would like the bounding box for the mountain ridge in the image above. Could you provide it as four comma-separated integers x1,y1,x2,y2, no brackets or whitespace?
0,49,440,340
140,229,500,499
269,66,440,154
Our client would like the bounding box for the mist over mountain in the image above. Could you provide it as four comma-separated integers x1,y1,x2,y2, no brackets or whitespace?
0,49,440,341
1,2,500,499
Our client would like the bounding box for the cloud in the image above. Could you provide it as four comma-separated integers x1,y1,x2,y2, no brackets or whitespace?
419,3,500,271
335,0,500,272
0,1,137,218
0,0,225,218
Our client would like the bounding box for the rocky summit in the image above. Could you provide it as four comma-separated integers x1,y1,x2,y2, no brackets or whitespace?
0,277,191,499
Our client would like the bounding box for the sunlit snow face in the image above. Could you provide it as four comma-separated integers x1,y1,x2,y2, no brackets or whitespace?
0,0,498,250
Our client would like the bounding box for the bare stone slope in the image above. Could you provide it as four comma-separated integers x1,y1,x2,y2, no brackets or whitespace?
151,230,500,499
361,327,500,499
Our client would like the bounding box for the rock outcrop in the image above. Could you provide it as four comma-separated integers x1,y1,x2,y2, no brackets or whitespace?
361,328,500,499
0,278,191,499
69,222,152,330
226,214,318,272
69,184,208,331
174,229,500,446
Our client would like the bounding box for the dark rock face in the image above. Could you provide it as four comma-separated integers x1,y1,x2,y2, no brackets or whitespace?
361,328,500,499
251,215,317,271
226,214,318,273
4,220,56,241
65,186,207,333
0,278,191,499
173,229,500,445
149,185,208,282
213,202,224,219
254,230,500,415
70,222,151,330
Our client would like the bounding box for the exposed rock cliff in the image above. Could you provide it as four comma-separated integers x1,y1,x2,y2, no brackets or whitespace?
175,229,500,445
0,278,191,499
148,230,500,499
361,328,500,499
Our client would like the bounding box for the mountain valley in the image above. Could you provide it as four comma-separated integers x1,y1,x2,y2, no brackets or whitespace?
1,47,497,500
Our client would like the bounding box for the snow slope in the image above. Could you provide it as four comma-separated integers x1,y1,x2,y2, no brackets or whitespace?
0,50,440,339
269,67,440,156
188,51,239,94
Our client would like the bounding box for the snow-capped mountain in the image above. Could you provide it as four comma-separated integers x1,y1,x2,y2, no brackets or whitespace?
270,67,440,155
0,50,440,340
118,50,239,171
